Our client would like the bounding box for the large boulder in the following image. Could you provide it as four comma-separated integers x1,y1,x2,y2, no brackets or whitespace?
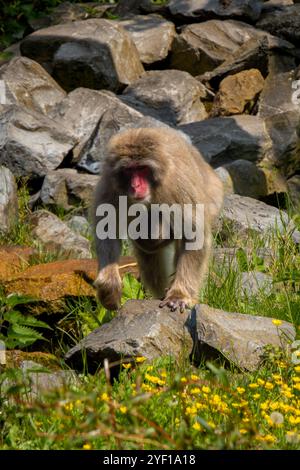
167,0,263,22
122,70,208,125
0,57,66,115
65,299,295,373
28,210,92,259
120,15,175,65
258,70,299,118
0,105,76,178
221,194,300,243
211,69,264,116
39,169,98,210
217,160,269,198
179,115,272,167
0,166,18,235
257,5,300,45
170,19,293,76
49,88,121,163
20,19,144,92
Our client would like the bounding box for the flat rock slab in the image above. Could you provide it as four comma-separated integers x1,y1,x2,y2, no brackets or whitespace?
3,257,138,315
65,300,193,372
193,304,295,371
65,300,295,373
20,19,144,92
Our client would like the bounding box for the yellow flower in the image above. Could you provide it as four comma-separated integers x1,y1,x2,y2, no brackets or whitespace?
82,443,92,450
294,366,300,373
248,383,259,389
192,422,201,431
264,382,274,391
242,417,250,423
292,377,300,383
253,393,261,399
101,392,109,402
202,386,211,394
272,374,281,381
239,429,248,435
180,377,187,383
260,402,269,411
237,387,245,395
191,387,201,395
191,374,199,381
136,356,146,363
64,402,74,412
161,371,167,378
272,319,283,326
289,416,300,425
186,406,197,415
207,421,216,429
120,406,127,414
263,434,276,444
75,400,82,406
122,363,132,369
293,383,300,391
257,378,265,386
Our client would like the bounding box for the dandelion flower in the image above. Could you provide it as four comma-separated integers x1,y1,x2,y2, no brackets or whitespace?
83,443,92,450
122,363,132,369
136,356,146,363
272,319,282,326
120,406,127,414
101,392,109,402
192,422,201,431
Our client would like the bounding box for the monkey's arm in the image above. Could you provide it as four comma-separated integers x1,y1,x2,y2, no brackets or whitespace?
93,185,122,310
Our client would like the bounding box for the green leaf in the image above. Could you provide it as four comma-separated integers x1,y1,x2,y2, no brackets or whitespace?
3,310,52,330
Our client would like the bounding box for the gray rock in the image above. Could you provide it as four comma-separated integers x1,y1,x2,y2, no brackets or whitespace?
240,271,273,297
39,169,99,211
65,300,194,372
264,110,300,178
0,57,66,115
67,215,91,238
29,210,92,259
257,5,300,45
220,160,268,198
258,70,300,117
65,299,296,372
221,194,300,243
179,115,272,167
287,174,300,210
20,19,144,92
3,360,78,399
167,0,263,22
0,166,18,235
193,304,295,371
120,15,175,65
122,70,208,126
170,19,293,76
262,0,294,13
49,88,121,163
200,37,269,88
0,105,76,178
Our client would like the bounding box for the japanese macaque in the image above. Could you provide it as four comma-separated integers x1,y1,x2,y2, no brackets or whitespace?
93,127,223,312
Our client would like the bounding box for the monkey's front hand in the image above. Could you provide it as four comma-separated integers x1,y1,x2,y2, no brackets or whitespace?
94,267,122,311
159,290,193,313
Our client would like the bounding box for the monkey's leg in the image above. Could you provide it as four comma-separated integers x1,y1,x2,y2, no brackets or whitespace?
160,231,212,312
94,238,122,310
133,242,176,299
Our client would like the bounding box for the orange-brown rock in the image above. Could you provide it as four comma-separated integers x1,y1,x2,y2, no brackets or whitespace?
211,69,264,116
0,246,36,282
3,256,138,315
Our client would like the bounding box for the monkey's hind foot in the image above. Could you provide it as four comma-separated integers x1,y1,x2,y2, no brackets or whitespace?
159,294,193,313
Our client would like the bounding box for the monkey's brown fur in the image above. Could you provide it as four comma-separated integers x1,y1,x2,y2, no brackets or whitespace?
93,127,223,312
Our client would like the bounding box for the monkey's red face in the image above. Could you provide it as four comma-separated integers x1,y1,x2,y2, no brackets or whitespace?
124,166,151,201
